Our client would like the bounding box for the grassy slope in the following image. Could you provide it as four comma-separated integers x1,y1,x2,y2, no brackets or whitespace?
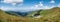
40,7,60,16
27,7,60,22
34,7,60,22
0,9,34,22
0,7,60,22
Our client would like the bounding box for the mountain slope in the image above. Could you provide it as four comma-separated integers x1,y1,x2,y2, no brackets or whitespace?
0,9,33,22
27,7,60,22
34,7,60,22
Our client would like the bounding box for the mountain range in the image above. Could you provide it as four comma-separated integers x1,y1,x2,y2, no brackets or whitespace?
0,7,60,22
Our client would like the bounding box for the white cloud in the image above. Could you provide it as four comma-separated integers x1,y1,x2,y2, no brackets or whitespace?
44,6,54,9
0,6,27,11
2,0,23,6
38,2,43,7
50,0,55,3
35,5,38,7
0,6,40,12
0,1,56,12
31,2,55,10
0,6,16,11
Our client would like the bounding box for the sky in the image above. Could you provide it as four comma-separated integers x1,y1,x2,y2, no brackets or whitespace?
0,0,60,12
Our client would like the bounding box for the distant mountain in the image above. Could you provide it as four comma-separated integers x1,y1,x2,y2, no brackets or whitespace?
5,11,19,16
5,11,33,17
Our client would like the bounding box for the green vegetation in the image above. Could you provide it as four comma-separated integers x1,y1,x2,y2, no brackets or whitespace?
0,7,60,22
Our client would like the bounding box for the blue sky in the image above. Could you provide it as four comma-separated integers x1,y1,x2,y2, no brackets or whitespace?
0,0,60,12
23,0,60,7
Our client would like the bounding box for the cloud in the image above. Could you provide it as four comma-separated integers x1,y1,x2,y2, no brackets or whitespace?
2,0,23,6
0,6,27,11
38,2,43,7
50,0,55,3
0,1,56,12
0,6,40,12
35,5,38,7
31,2,54,10
0,6,16,11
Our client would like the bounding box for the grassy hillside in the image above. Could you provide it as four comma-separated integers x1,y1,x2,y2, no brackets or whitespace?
27,7,60,22
40,7,60,16
0,7,60,22
34,7,60,22
0,9,34,22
